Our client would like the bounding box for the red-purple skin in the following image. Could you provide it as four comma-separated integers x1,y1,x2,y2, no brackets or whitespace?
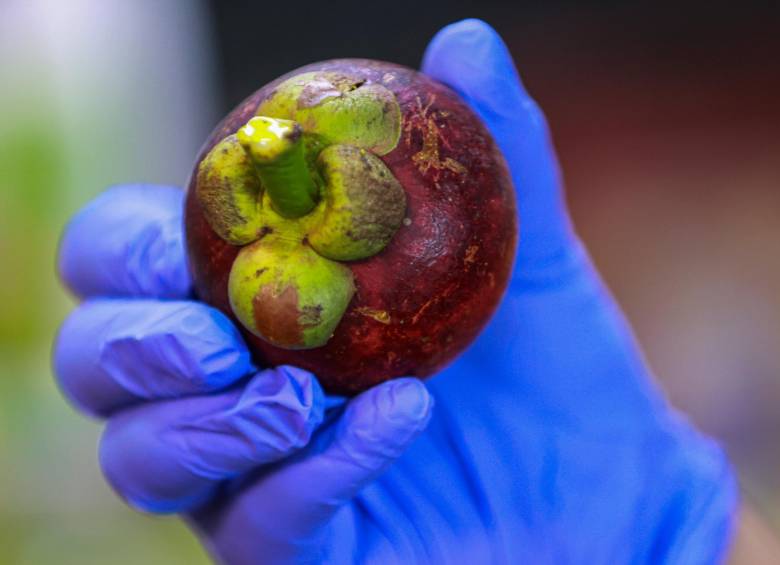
185,60,518,395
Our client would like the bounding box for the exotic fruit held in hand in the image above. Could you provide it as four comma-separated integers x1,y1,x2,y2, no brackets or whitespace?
185,59,517,395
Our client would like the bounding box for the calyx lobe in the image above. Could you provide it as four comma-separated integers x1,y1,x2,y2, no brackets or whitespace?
195,71,405,349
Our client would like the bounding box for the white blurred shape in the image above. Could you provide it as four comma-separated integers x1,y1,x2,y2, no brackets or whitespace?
0,0,219,520
1,0,219,204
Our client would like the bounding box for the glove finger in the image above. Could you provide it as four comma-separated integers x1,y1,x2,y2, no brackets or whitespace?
54,298,252,418
100,366,324,514
58,184,191,299
193,378,433,563
422,19,574,263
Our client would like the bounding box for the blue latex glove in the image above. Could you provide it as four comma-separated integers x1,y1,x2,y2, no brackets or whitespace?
54,19,737,564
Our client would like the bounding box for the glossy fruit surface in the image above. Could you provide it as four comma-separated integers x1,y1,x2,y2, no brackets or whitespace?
185,59,517,395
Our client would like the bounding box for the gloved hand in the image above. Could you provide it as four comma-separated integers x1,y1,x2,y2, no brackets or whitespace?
54,19,737,564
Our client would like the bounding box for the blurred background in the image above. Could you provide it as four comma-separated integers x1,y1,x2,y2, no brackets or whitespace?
0,0,778,562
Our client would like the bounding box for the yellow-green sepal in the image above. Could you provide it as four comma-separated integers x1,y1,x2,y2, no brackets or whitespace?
228,235,355,349
308,144,407,261
196,134,264,245
256,71,402,156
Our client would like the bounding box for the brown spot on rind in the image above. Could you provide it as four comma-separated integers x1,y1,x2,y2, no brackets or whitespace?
464,245,479,265
285,124,303,143
252,285,305,348
355,307,391,325
328,73,366,93
298,74,369,109
298,77,343,108
300,304,323,326
410,296,436,325
403,95,467,182
442,157,467,175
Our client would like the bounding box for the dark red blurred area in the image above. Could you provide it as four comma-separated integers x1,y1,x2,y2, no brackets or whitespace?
526,6,780,499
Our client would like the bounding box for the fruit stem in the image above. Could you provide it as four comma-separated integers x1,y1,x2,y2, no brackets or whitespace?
237,116,319,218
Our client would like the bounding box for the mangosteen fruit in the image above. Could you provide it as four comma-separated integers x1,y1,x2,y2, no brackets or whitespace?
185,59,517,395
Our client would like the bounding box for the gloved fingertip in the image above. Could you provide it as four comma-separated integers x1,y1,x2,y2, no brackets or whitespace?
422,18,525,100
375,378,434,427
53,301,120,417
58,184,191,299
423,18,501,65
336,378,433,468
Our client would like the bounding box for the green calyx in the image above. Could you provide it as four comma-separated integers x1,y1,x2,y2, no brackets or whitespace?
196,134,263,245
196,71,406,349
228,236,355,350
309,144,406,261
237,116,319,219
257,71,402,156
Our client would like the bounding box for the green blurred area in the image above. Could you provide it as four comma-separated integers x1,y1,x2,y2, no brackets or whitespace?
0,120,208,564
0,1,215,562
